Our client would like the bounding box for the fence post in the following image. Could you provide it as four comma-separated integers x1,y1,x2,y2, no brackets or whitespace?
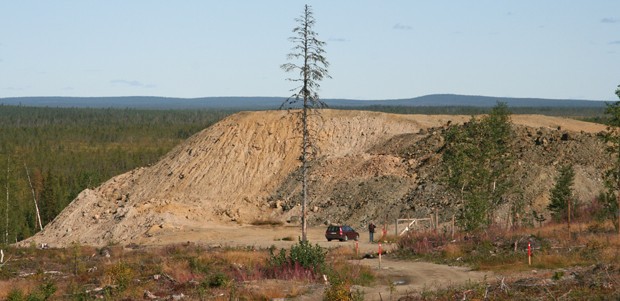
429,214,433,230
395,219,398,236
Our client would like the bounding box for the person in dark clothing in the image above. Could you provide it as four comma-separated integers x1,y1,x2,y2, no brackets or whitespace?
368,222,376,242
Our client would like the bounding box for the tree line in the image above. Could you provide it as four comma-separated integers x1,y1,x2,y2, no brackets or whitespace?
0,105,233,243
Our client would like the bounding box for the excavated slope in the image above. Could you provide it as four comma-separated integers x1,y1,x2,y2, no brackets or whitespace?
20,110,608,247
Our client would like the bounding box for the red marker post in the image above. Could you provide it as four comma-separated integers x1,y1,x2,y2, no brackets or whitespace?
378,242,383,269
527,242,532,266
355,241,359,258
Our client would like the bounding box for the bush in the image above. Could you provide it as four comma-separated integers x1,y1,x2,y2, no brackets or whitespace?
323,276,364,301
6,281,57,301
107,261,134,291
267,240,326,279
6,289,25,301
207,272,230,288
594,191,619,232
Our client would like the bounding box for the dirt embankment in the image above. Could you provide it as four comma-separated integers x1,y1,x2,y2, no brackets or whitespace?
19,110,609,248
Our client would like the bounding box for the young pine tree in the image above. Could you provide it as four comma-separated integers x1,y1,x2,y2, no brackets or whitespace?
547,164,575,222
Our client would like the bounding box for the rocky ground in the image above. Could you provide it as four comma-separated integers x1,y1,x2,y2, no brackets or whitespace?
19,110,609,248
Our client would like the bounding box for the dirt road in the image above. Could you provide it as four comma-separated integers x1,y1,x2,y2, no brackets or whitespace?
138,224,490,299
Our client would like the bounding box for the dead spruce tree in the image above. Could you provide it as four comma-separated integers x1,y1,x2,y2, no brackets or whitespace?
281,4,330,242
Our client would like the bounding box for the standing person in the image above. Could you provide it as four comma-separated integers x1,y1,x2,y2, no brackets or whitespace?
368,222,376,243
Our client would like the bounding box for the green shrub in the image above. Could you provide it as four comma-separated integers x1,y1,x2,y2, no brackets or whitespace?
208,272,231,288
323,276,364,301
107,261,134,291
289,241,326,271
6,289,25,301
8,280,58,301
268,240,327,279
188,256,212,274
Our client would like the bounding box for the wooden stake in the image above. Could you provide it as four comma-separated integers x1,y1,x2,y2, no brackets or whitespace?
451,215,455,239
429,214,433,230
567,197,571,239
378,243,382,269
617,193,620,237
5,156,9,244
394,219,397,237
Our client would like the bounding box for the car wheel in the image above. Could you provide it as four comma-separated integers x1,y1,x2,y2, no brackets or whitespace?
354,234,359,241
327,239,332,242
344,235,348,241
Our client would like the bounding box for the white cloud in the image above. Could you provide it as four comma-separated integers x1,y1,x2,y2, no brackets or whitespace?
601,17,619,23
110,79,156,88
393,23,412,30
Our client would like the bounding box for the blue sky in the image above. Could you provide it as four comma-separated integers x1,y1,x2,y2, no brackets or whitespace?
0,1,619,101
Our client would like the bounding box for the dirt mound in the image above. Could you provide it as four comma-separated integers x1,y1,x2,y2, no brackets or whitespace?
20,110,609,247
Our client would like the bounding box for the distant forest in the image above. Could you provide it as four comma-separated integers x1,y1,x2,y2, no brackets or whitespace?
0,106,233,242
0,104,608,243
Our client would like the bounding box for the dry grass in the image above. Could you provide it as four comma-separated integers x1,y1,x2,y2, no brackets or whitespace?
378,234,400,243
0,279,37,299
441,243,464,260
394,219,620,300
218,249,268,268
398,220,620,272
240,279,312,299
327,245,357,259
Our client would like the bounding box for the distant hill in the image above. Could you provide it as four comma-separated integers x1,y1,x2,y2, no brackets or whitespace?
0,94,608,110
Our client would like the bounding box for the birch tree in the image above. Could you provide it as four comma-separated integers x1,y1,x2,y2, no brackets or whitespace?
442,102,513,232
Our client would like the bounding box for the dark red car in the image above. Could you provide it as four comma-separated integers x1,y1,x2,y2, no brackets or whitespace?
325,225,359,241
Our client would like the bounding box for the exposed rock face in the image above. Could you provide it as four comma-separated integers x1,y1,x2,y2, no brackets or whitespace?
19,110,609,247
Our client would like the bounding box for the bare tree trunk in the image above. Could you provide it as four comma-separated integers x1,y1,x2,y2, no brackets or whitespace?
5,156,9,244
24,163,43,231
617,177,620,236
301,107,308,242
